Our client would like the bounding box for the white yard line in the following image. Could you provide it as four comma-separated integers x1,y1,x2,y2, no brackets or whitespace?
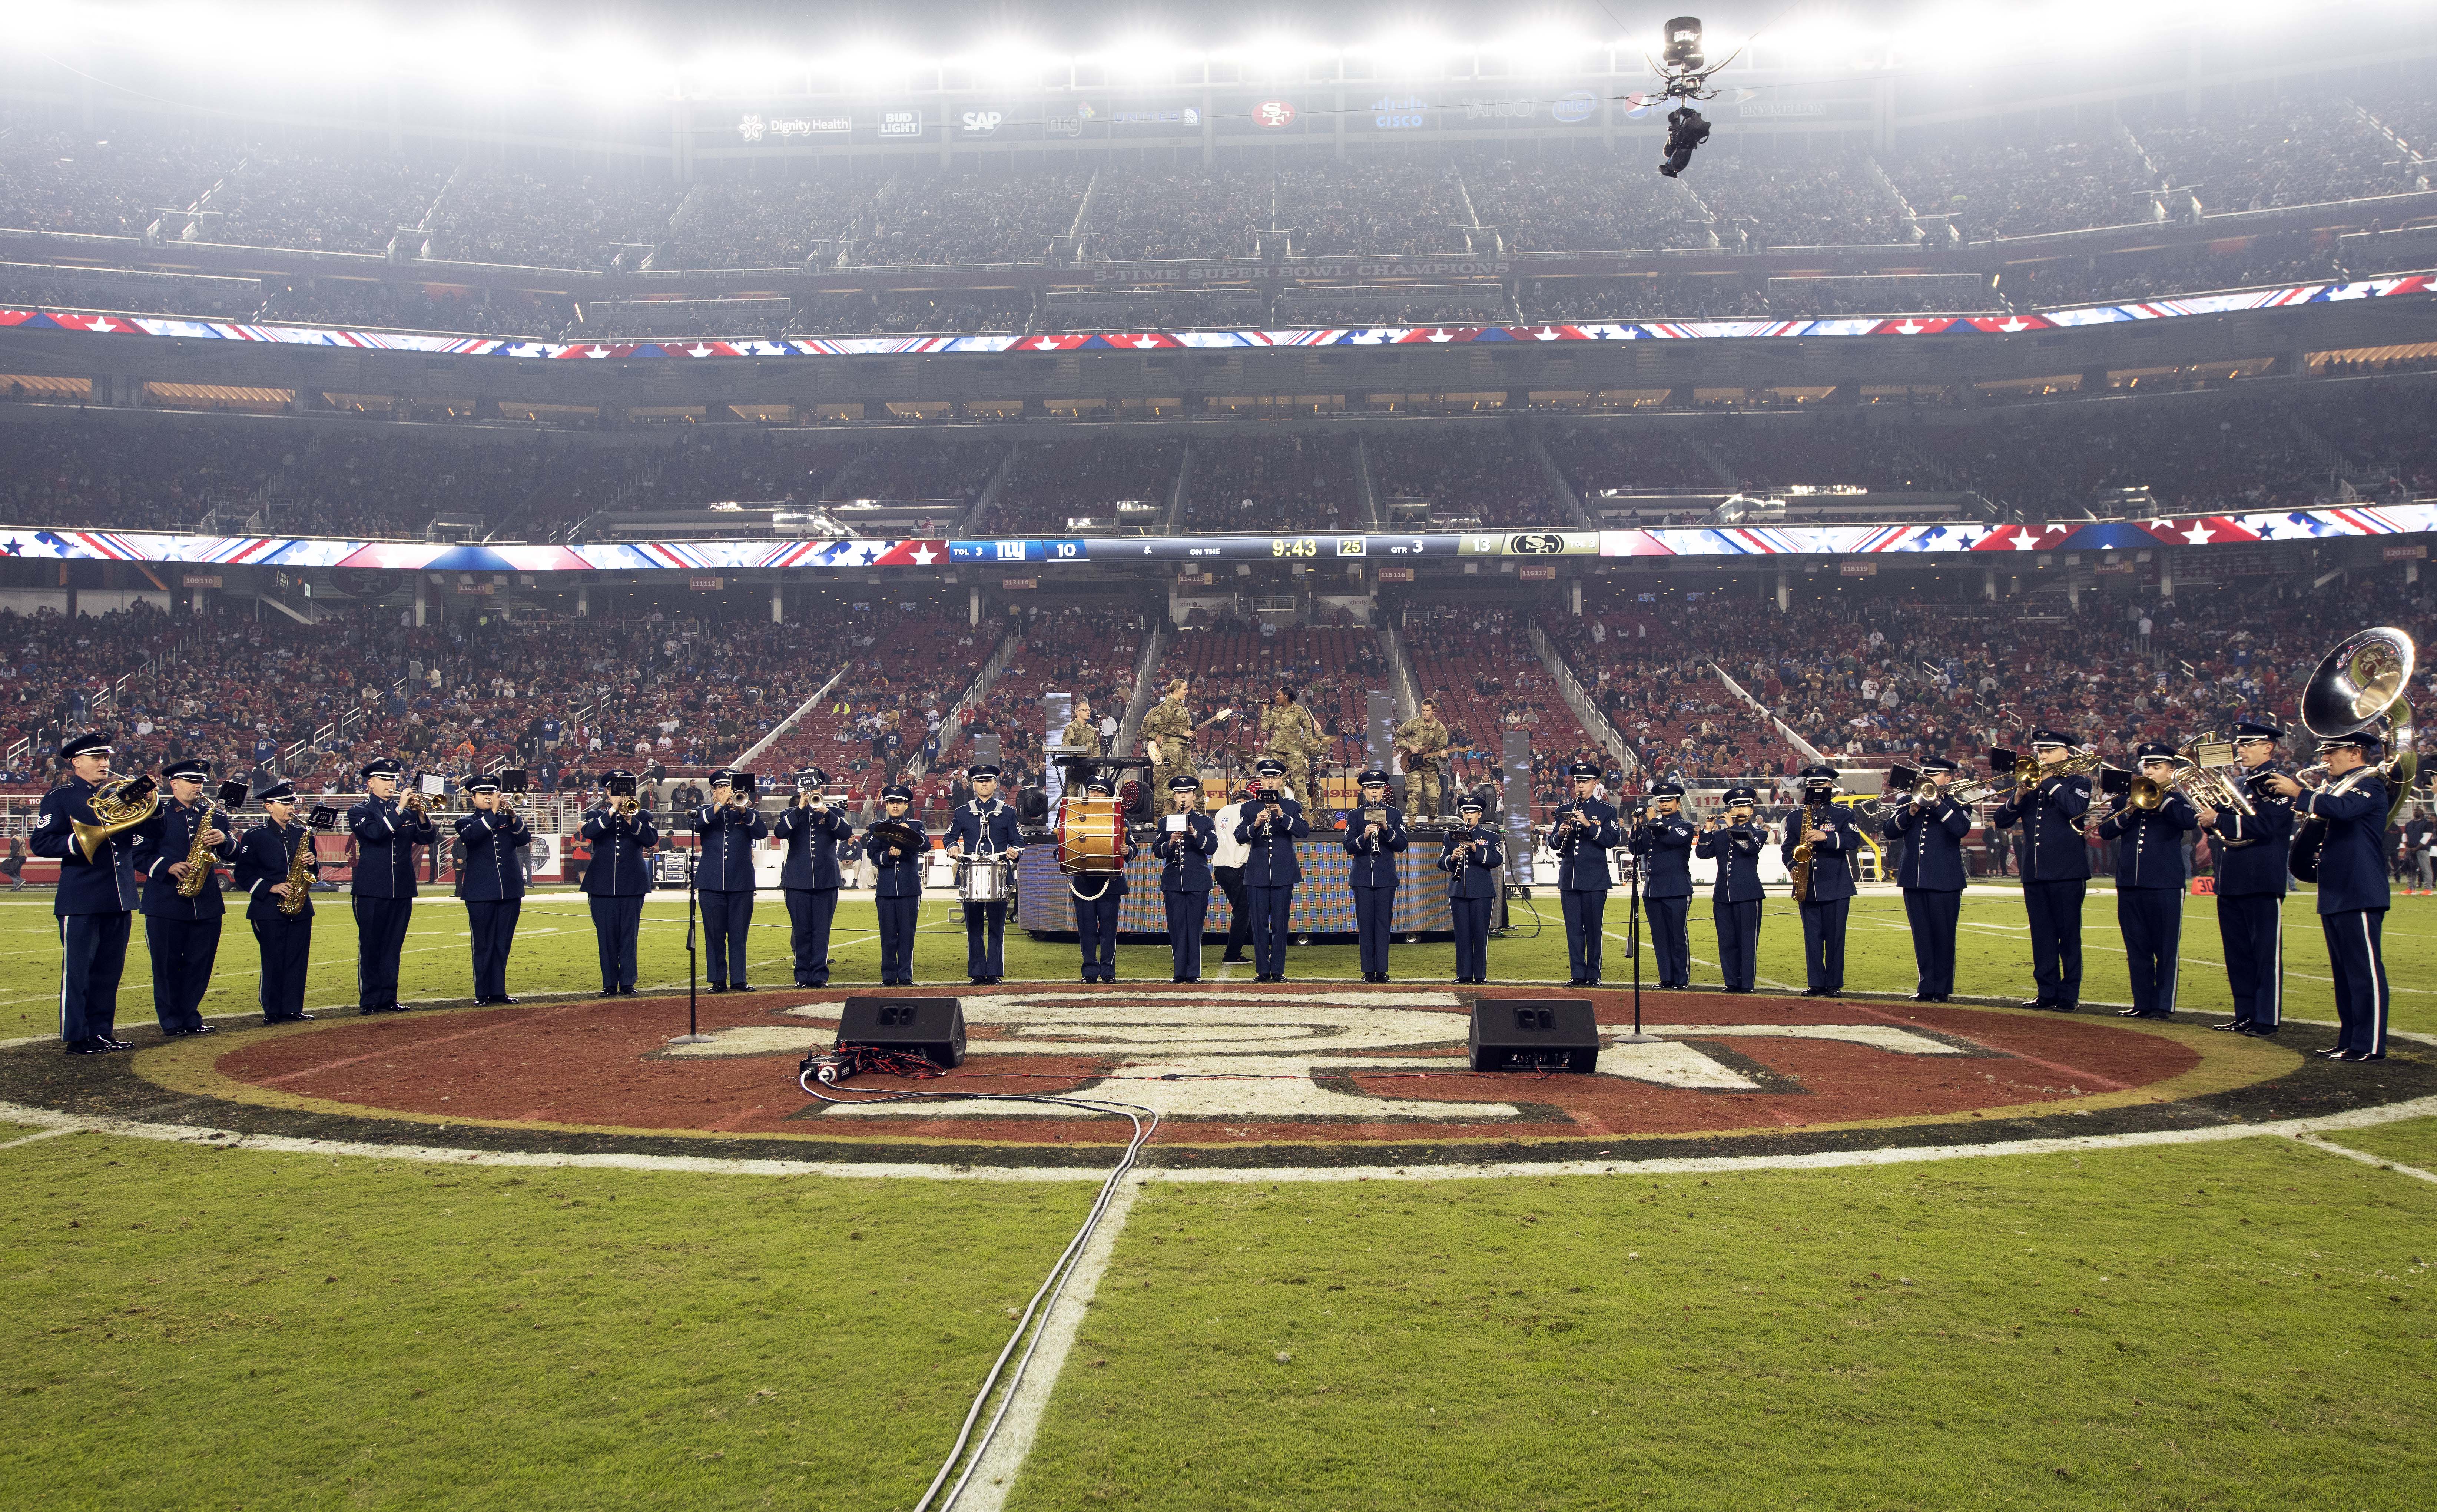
2294,1134,2437,1186
955,1174,1149,1512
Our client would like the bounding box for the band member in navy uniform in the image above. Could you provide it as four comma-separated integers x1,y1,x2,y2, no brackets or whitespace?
1438,794,1503,984
2192,722,2295,1035
863,784,928,987
2265,730,2391,1060
580,770,658,996
232,781,318,1024
1883,757,1970,1002
770,767,851,989
130,760,237,1037
1625,783,1696,990
1342,769,1408,983
454,776,532,1005
1991,729,2094,1011
33,733,144,1053
1153,775,1218,982
947,763,1025,985
1234,759,1310,982
1781,766,1861,998
1697,786,1766,992
694,768,768,992
2095,743,2199,1019
1550,762,1621,987
1070,775,1139,984
347,757,438,1015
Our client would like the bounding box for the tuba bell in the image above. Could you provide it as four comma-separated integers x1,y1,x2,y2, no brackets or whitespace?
2298,626,2418,824
73,773,160,862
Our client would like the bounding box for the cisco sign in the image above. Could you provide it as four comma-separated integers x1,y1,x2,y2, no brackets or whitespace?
1371,95,1429,130
959,109,1005,135
1552,91,1597,124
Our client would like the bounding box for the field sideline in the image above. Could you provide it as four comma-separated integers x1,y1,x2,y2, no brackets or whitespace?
3,889,2430,1509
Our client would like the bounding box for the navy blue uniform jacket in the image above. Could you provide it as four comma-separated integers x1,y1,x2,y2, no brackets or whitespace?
1152,813,1219,893
578,805,659,896
1993,773,2093,882
1549,800,1621,891
1695,822,1767,904
1342,804,1409,888
945,800,1024,859
772,804,854,890
2095,793,2197,890
862,820,931,899
2204,785,2295,899
31,776,140,915
1234,798,1312,886
348,797,440,898
1626,813,1696,898
1437,826,1505,899
1780,804,1862,901
132,798,238,919
234,822,318,920
694,801,769,892
454,809,533,901
2297,773,2391,915
1883,796,1971,892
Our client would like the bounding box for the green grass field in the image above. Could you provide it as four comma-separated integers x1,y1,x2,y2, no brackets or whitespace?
0,885,2426,1040
3,888,2431,1509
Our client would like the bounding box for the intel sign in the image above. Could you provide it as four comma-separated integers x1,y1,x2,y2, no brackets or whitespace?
1552,90,1597,125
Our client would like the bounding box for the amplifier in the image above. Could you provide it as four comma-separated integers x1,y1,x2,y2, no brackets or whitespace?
836,997,967,1070
1467,998,1601,1073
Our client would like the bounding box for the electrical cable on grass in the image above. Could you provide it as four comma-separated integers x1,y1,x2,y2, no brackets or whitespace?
798,1055,1160,1512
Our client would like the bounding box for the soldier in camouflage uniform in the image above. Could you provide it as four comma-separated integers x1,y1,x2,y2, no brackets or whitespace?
1058,698,1103,760
1259,685,1325,802
1140,681,1200,804
1395,698,1451,822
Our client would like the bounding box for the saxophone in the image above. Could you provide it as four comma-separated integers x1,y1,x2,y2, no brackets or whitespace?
1790,799,1828,903
278,823,314,916
175,801,224,900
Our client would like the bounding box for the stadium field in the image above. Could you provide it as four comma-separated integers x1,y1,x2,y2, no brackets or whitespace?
3,889,2429,1510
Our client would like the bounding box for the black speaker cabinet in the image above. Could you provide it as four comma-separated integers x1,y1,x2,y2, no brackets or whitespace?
1468,998,1600,1073
836,997,967,1070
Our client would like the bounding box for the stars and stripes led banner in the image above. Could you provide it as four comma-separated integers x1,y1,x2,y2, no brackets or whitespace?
2,506,2426,574
2,275,2426,358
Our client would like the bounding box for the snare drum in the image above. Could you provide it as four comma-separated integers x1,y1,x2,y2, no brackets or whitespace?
956,854,1012,904
1055,795,1125,875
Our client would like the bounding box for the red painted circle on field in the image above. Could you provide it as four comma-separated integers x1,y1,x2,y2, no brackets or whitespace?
202,986,2211,1159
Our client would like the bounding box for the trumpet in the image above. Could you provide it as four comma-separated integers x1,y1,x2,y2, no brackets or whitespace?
614,794,641,818
401,788,451,820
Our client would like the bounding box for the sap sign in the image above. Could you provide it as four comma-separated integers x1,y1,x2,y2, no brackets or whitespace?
959,110,1005,135
1372,95,1428,130
1552,90,1597,124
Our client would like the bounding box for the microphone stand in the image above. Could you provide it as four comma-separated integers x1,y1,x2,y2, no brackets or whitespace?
669,805,712,1045
1614,812,1656,1044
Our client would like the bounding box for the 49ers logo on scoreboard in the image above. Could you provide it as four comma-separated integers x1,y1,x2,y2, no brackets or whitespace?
1253,100,1296,129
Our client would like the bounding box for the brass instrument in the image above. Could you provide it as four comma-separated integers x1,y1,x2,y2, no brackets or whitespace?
2290,627,2421,881
615,794,642,818
174,799,229,900
278,820,314,916
401,788,451,821
2169,736,2255,818
1789,798,1830,902
72,773,159,862
2298,626,2419,825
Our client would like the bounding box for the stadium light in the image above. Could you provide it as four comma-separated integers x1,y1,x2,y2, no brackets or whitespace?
1092,37,1194,83
1362,28,1456,76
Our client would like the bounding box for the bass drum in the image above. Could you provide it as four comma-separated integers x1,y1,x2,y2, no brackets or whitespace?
1055,795,1125,875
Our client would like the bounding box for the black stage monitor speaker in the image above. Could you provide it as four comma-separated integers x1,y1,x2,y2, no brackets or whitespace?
836,997,967,1070
1468,998,1601,1073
